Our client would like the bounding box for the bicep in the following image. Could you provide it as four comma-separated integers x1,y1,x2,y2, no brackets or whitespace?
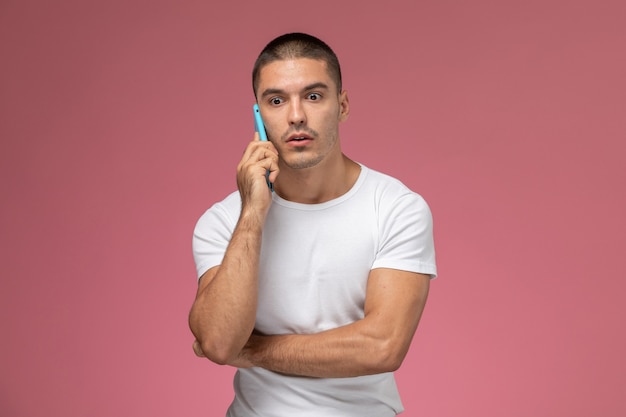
363,268,430,354
195,265,221,296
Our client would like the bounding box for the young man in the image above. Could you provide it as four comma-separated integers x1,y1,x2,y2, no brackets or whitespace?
189,33,437,416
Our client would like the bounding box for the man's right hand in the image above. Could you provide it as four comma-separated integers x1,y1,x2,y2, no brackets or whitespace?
236,133,279,217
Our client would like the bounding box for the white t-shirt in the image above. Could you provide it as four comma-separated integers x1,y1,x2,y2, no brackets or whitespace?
193,165,437,416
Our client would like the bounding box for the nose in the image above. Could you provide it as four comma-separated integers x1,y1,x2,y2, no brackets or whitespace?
288,99,306,126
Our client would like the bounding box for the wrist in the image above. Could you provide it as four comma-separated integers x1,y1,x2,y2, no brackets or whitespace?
238,206,267,231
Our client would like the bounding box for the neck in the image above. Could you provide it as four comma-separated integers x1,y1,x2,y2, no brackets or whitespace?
273,153,361,204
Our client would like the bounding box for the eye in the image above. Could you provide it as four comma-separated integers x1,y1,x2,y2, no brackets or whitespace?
307,93,321,101
270,97,283,105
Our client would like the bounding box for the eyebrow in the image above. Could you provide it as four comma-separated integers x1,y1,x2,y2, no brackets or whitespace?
260,82,330,99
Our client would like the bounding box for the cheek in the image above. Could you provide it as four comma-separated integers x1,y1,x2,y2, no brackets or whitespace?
322,109,342,133
264,118,282,141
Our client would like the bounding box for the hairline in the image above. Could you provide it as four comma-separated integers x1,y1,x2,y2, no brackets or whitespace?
252,33,343,98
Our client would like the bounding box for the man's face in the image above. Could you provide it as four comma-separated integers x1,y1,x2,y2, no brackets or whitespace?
255,58,349,170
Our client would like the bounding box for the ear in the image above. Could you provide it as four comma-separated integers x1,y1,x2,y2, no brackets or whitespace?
338,90,350,122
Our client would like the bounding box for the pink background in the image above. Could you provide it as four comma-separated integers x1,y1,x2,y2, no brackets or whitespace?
1,0,624,416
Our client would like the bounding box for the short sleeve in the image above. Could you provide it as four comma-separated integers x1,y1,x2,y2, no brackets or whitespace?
192,192,241,279
372,190,437,278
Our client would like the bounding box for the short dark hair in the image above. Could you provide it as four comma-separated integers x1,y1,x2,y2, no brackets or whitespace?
252,33,342,97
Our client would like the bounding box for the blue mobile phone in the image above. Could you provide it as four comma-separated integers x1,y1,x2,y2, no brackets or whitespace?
253,104,268,142
253,104,273,191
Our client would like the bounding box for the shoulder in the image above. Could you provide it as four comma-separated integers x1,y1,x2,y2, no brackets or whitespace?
194,190,241,231
359,165,429,210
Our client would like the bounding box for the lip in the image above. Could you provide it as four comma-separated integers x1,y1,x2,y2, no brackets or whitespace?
287,132,313,142
286,132,313,147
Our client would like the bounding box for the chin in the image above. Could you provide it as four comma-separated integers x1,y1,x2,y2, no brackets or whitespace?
284,154,325,170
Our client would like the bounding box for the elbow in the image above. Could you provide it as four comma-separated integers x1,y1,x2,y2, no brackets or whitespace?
386,354,405,373
372,340,408,373
198,339,240,366
189,315,242,366
378,354,404,374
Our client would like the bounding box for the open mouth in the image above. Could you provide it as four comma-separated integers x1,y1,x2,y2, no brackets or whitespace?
287,132,313,142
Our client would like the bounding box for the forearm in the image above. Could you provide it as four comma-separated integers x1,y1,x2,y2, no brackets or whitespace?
239,271,430,378
189,210,264,364
240,318,410,378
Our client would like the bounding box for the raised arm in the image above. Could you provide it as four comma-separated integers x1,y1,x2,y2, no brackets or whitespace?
188,136,278,365
226,268,430,378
